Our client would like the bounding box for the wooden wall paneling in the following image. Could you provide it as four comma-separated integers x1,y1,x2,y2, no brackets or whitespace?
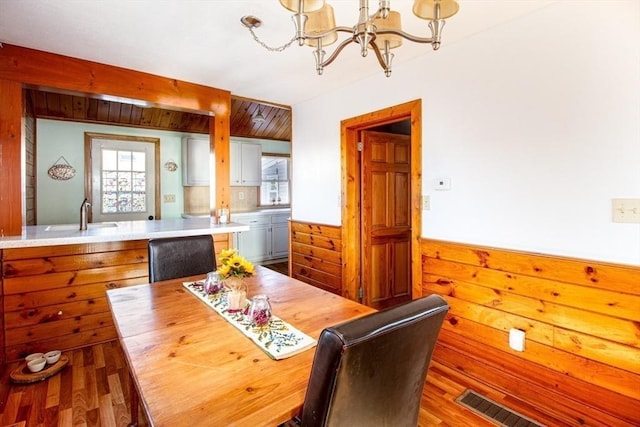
2,241,151,362
423,239,638,295
290,221,343,295
422,238,640,426
434,336,638,426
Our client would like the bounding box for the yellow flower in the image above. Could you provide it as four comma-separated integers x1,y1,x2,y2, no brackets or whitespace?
216,248,254,279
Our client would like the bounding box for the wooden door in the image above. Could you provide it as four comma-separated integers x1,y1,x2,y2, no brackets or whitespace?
361,131,412,309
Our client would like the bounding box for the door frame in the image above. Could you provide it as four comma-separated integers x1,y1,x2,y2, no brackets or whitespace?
340,99,423,302
84,132,161,222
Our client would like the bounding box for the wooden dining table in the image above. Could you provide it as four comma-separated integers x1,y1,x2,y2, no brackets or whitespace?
106,266,375,426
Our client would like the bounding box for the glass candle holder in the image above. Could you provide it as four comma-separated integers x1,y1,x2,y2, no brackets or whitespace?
248,295,272,327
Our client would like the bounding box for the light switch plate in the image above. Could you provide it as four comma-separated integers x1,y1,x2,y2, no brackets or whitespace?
422,195,430,210
612,198,640,223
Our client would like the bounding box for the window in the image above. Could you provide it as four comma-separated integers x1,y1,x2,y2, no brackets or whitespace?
260,155,290,206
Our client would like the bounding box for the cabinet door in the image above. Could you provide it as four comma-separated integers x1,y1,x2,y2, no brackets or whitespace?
182,137,210,186
240,143,262,186
230,141,242,186
236,225,270,263
271,222,289,259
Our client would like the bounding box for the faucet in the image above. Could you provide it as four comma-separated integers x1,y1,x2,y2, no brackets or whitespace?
80,198,91,230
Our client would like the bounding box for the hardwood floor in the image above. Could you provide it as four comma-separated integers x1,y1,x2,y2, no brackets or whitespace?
262,261,289,276
1,341,557,427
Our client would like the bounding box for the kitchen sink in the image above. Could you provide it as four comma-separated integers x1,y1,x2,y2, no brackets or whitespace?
45,222,118,231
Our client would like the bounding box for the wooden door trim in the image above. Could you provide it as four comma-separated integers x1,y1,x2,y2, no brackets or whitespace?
340,99,422,302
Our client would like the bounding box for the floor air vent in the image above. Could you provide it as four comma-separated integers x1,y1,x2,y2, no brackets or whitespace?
455,389,545,427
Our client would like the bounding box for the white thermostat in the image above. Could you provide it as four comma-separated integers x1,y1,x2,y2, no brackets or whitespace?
434,177,451,190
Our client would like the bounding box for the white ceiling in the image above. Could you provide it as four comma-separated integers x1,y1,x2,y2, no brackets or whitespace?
0,0,555,106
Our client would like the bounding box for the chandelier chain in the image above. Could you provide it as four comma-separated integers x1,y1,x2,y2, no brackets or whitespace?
248,27,297,52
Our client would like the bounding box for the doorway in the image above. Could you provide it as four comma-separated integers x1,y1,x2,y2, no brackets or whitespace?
85,132,161,222
340,100,423,308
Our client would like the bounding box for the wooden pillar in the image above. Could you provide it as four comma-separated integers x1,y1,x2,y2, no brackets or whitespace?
0,79,23,237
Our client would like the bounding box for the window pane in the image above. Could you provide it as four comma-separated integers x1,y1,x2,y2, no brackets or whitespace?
117,150,132,171
260,156,290,205
132,151,146,171
103,150,117,170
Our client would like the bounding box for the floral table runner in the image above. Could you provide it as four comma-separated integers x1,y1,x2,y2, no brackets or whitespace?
183,281,317,360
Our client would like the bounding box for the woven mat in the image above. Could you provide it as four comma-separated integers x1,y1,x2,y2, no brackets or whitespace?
183,281,317,360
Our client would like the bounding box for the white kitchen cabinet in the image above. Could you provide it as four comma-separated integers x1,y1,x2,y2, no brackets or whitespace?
230,141,261,186
233,211,290,263
182,137,210,186
271,215,290,259
235,222,270,263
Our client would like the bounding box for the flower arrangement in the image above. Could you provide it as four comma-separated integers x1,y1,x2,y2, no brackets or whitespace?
216,248,255,279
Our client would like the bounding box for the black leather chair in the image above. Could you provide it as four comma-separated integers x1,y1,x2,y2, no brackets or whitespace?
147,234,215,282
298,294,449,427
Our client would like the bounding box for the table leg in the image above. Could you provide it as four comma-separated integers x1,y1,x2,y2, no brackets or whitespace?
128,370,139,427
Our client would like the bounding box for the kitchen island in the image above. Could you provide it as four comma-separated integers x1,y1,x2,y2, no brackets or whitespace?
0,218,249,364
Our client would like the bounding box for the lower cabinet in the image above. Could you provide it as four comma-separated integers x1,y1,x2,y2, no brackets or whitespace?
233,211,290,263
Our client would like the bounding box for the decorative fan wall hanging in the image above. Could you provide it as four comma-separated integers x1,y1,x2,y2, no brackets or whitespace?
47,156,76,181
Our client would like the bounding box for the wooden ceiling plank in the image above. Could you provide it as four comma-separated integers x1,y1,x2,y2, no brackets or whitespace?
96,99,110,122
72,95,86,120
45,92,62,117
119,103,132,125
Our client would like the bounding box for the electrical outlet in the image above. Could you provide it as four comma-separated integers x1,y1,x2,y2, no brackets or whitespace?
612,198,640,223
422,195,430,210
238,191,245,200
509,328,525,352
163,194,176,203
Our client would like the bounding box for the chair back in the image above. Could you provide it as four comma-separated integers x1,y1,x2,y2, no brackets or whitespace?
148,234,215,282
300,294,449,427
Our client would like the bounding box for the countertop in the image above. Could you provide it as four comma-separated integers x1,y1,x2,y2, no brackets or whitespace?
232,208,291,216
0,218,249,249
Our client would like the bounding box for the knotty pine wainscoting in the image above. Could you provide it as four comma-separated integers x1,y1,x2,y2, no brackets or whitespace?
422,239,640,426
0,234,231,364
290,221,343,295
290,221,639,425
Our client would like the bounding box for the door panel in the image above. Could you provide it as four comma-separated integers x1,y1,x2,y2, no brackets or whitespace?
361,131,412,310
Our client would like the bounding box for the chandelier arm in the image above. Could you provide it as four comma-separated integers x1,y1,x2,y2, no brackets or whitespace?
301,26,353,43
317,37,357,68
369,40,390,73
375,28,437,44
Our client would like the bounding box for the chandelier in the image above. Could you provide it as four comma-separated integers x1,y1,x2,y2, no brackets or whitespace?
241,0,459,77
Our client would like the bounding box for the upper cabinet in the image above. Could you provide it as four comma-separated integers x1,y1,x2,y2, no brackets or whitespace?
231,141,262,186
182,137,210,186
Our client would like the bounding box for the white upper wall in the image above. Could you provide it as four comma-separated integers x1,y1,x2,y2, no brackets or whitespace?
291,1,640,265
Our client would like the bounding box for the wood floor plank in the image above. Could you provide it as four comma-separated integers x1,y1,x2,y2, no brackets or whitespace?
44,373,60,409
57,407,72,427
84,367,99,411
92,345,105,370
1,391,22,425
98,394,116,427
